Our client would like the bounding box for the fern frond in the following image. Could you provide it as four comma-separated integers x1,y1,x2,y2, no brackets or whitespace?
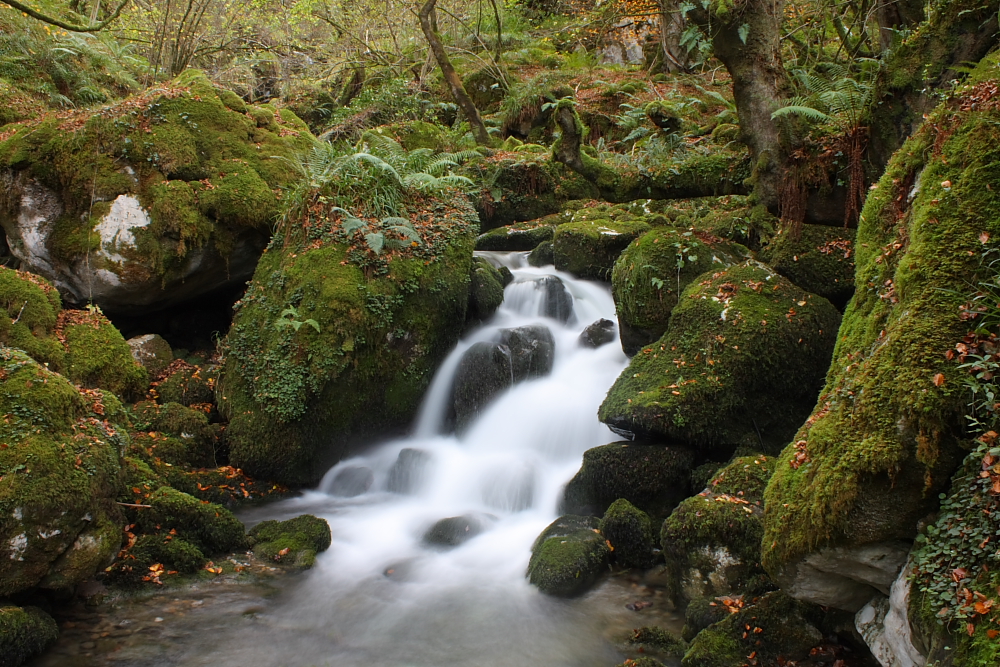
771,105,833,122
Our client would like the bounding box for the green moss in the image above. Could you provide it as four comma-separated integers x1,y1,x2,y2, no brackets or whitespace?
526,515,611,596
63,310,148,400
681,597,729,642
0,268,65,369
153,364,216,406
599,498,657,569
762,68,1000,576
248,514,331,567
613,228,749,355
759,224,856,308
600,262,841,456
475,222,555,251
219,200,478,485
681,592,822,667
0,347,126,597
0,604,59,667
562,443,694,519
138,487,245,554
660,493,767,601
528,241,555,267
467,257,505,323
624,626,686,657
552,207,652,280
707,455,773,501
131,534,207,573
0,70,309,287
365,121,447,152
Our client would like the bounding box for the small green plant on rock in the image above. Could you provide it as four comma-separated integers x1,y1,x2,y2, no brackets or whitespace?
275,306,320,334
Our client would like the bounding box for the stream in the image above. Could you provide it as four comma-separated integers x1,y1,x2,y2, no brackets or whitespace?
32,252,685,667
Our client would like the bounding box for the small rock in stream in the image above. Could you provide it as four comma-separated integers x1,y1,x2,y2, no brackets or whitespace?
578,318,616,348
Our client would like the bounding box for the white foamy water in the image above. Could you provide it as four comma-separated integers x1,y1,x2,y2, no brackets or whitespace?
115,253,647,667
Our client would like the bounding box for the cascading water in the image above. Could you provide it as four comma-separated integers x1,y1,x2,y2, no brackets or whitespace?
44,254,684,667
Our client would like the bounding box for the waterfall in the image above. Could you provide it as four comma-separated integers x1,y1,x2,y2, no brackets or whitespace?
199,253,644,666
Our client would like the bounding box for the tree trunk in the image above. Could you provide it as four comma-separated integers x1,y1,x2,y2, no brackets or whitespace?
688,0,789,214
868,0,999,168
418,0,492,146
658,0,690,73
874,0,926,50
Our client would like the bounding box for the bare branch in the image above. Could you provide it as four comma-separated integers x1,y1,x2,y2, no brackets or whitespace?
1,0,130,32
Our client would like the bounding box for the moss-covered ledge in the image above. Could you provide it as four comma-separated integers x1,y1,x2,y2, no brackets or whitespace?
762,63,1000,610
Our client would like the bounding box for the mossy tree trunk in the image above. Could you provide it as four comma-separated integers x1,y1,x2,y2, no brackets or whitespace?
874,0,925,49
686,0,790,214
418,0,492,146
867,0,999,167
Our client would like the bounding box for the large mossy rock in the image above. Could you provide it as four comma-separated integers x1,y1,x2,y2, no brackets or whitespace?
467,256,506,323
561,443,694,518
599,498,657,568
136,486,245,554
0,267,148,397
612,228,749,356
0,347,126,597
599,262,841,456
248,514,331,567
680,591,823,667
552,204,652,280
0,70,310,313
762,63,1000,612
0,267,64,368
219,199,478,486
759,224,856,309
0,604,59,667
526,515,611,596
475,221,555,251
660,456,774,602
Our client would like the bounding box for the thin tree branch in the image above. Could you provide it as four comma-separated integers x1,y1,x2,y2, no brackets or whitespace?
1,0,130,32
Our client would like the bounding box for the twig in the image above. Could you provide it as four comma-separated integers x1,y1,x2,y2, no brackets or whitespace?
11,301,27,325
116,502,153,508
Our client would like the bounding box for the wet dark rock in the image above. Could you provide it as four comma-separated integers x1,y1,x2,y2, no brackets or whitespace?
579,318,616,348
532,276,574,323
386,448,430,494
451,325,555,430
328,466,374,497
423,514,491,548
561,443,694,519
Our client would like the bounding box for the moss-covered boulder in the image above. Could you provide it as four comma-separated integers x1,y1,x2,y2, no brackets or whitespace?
528,240,554,267
248,514,331,567
561,443,694,518
467,256,505,323
127,334,174,378
61,309,149,400
219,194,478,485
759,224,856,309
0,604,59,667
151,361,216,407
599,262,841,456
599,498,657,568
137,487,245,554
612,228,749,355
467,149,599,230
620,626,686,665
660,456,775,602
130,401,218,467
0,347,126,597
0,267,64,368
762,66,1000,611
681,592,822,667
475,222,555,251
681,596,729,642
0,70,310,313
552,205,652,280
526,515,611,596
